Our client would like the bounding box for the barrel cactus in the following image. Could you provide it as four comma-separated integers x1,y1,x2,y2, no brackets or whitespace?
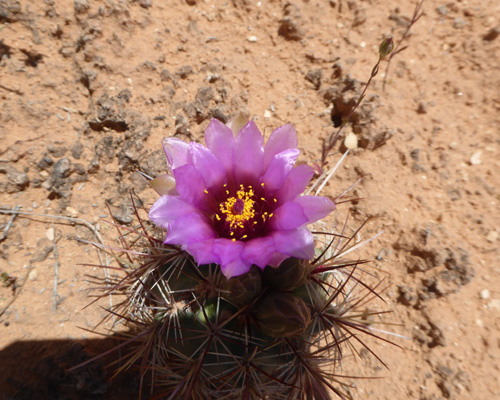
92,116,390,399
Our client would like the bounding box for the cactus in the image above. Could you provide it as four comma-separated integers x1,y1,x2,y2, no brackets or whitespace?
88,117,393,399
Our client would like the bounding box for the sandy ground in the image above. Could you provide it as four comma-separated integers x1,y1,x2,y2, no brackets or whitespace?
1,0,499,399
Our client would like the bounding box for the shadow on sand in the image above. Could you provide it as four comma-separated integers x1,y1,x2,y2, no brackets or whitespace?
0,336,151,400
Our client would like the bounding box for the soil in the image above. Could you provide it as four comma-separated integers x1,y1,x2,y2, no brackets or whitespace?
1,0,499,399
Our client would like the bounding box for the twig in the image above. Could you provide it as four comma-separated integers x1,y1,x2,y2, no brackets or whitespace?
382,0,425,91
320,54,384,168
0,209,114,320
52,222,60,312
0,205,21,242
0,83,23,95
0,209,105,245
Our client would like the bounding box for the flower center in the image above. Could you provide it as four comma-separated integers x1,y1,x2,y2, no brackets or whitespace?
219,185,256,230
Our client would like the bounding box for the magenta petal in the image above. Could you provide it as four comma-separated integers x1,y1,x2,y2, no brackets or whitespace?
164,214,215,246
149,195,198,229
261,148,300,193
271,201,309,230
162,137,190,170
268,253,288,268
189,142,226,189
213,238,250,278
233,121,264,180
173,164,208,211
294,195,336,223
204,119,235,173
275,164,314,203
272,227,314,259
241,237,275,269
187,239,218,265
264,124,298,169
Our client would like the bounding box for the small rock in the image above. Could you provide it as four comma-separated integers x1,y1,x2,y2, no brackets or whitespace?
479,289,490,300
46,227,55,241
31,238,53,262
74,0,89,14
344,132,358,149
38,154,54,171
453,18,466,29
417,102,427,114
483,25,500,41
71,142,84,159
305,69,323,90
65,207,78,218
28,269,38,281
278,3,305,41
7,168,29,190
175,65,194,79
53,158,73,178
486,230,499,242
470,150,482,165
263,110,272,119
436,5,448,16
247,36,258,42
48,144,67,158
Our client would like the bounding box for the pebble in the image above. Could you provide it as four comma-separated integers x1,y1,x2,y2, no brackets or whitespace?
29,269,38,281
263,109,272,118
46,228,55,241
344,132,358,149
453,18,466,29
65,207,78,218
470,150,482,165
247,36,258,42
488,299,500,310
479,289,490,300
486,230,499,242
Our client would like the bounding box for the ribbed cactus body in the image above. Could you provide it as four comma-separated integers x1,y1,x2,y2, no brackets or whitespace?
116,247,369,399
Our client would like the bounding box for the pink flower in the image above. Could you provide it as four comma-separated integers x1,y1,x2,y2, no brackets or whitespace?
149,118,335,278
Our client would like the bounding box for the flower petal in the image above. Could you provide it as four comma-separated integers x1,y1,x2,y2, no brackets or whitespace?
204,119,235,173
275,164,314,203
164,213,216,246
241,237,275,269
233,121,264,181
189,142,227,189
162,137,190,170
149,195,198,229
150,174,177,196
213,238,250,278
187,239,218,265
264,124,298,169
173,164,208,211
270,201,309,230
272,227,314,260
261,148,300,193
294,195,336,223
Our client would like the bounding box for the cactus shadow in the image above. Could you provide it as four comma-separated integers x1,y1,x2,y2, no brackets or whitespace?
0,336,148,400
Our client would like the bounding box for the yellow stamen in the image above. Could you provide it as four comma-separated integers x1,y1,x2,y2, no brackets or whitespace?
219,185,256,230
261,182,265,187
273,198,277,202
204,189,208,194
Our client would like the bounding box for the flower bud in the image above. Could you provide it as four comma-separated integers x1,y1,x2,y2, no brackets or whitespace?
379,37,394,60
262,257,310,291
254,293,311,338
220,265,261,307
